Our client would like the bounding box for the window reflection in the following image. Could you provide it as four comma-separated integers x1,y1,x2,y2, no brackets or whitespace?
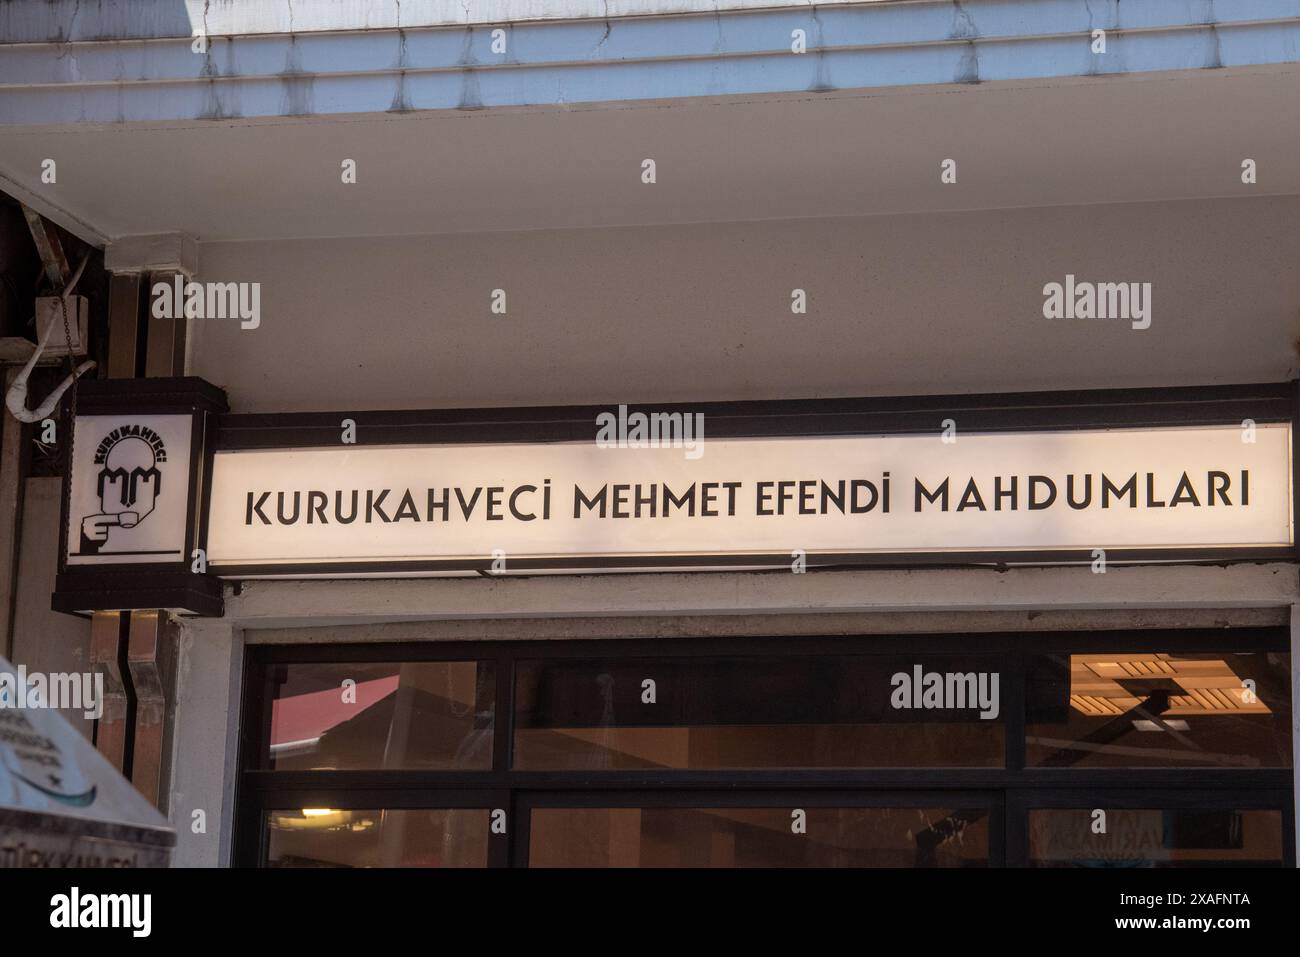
529,806,990,867
1029,808,1284,867
1026,652,1291,768
265,808,488,867
267,661,494,770
246,641,1293,868
514,656,1005,769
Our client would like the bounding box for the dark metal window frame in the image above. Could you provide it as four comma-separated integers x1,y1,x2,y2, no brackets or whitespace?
233,627,1295,867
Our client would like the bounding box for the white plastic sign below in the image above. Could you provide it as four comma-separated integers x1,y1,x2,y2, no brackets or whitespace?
0,655,173,867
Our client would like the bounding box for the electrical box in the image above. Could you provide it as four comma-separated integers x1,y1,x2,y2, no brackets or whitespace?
34,294,89,358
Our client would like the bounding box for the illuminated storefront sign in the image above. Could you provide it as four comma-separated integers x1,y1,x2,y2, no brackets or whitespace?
202,424,1293,573
53,379,1297,610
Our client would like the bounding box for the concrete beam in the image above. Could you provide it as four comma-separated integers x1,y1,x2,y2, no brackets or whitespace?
222,562,1300,629
103,234,198,278
242,606,1286,647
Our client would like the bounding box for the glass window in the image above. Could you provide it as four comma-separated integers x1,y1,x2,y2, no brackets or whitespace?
266,661,495,770
265,808,489,867
1026,651,1292,768
529,805,990,867
514,654,1004,769
1028,808,1285,867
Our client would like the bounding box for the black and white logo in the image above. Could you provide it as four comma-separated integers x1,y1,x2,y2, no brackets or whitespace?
76,424,167,555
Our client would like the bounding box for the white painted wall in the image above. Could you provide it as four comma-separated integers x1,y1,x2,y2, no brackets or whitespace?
188,195,1300,413
167,619,242,868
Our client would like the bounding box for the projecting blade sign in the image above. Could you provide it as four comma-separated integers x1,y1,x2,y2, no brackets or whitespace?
66,415,192,565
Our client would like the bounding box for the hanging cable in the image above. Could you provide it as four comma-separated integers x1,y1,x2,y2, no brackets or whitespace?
4,250,96,424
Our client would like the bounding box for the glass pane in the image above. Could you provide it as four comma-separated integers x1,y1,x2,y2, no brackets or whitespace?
267,661,494,770
1029,808,1284,867
514,655,1004,769
265,808,489,867
1026,651,1292,768
529,806,989,867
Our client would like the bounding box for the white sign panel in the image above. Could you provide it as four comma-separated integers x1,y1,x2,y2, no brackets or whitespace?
65,414,192,565
204,424,1293,569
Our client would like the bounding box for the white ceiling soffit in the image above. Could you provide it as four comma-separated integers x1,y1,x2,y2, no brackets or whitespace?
1,66,1298,243
1,0,1298,244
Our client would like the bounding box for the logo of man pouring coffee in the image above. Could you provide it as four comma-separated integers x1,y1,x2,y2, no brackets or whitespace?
78,424,167,554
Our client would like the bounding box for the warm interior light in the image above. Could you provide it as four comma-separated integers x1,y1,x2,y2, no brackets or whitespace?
301,808,340,817
1131,719,1191,732
1069,654,1270,716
